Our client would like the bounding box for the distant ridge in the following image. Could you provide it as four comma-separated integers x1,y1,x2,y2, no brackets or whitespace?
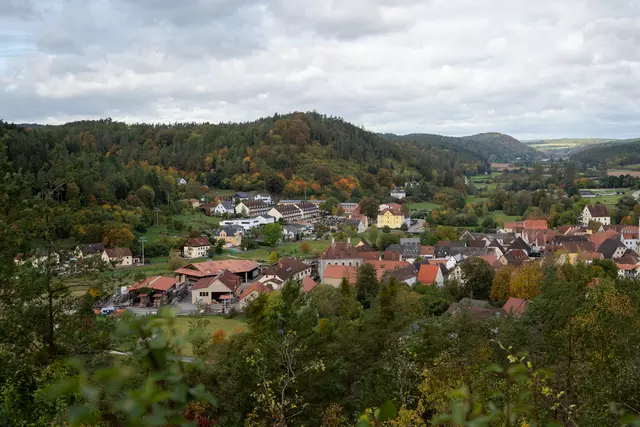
384,131,540,163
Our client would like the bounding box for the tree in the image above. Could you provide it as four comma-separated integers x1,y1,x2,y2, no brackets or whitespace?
509,263,543,299
355,263,379,308
460,258,495,300
268,251,280,264
490,266,512,301
592,259,618,280
263,223,283,247
400,222,408,231
321,196,339,213
299,241,311,254
265,174,285,194
215,238,225,254
135,185,156,209
359,196,379,219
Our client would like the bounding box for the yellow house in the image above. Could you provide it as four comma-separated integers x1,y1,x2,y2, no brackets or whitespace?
215,226,243,247
377,208,405,229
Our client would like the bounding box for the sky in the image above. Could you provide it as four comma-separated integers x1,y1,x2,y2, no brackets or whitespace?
1,0,640,140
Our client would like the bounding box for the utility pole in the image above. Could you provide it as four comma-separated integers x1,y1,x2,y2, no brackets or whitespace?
154,207,161,228
140,236,147,265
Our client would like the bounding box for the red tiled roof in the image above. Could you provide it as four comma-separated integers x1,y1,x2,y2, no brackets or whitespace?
382,251,402,261
176,260,259,276
323,265,358,284
321,242,363,260
524,219,548,230
190,270,240,291
503,297,528,317
417,264,440,284
366,260,410,279
129,276,178,292
503,221,523,230
238,282,271,300
301,276,317,292
185,237,210,247
380,207,402,216
420,246,435,256
589,230,620,249
477,254,501,267
616,264,639,271
360,251,381,261
105,247,132,258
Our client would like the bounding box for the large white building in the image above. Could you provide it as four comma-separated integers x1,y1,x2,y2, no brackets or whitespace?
582,204,611,226
219,215,275,231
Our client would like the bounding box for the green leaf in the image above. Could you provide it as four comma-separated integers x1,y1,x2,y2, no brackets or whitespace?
375,400,397,421
67,403,98,424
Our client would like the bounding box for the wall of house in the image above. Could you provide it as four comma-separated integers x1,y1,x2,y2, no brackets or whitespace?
184,245,210,259
192,290,213,304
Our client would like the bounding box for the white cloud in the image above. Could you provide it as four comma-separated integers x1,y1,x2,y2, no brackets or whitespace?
1,0,639,139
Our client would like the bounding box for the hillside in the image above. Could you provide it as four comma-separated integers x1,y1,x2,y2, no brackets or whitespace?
570,138,640,168
1,112,489,204
385,131,540,162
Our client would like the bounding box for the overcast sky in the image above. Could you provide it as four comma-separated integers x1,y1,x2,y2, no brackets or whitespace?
1,0,639,139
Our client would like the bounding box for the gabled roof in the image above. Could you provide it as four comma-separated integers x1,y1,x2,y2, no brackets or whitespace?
175,260,259,277
420,246,435,256
589,231,620,249
218,201,235,210
191,270,240,291
417,264,441,284
523,219,548,230
104,247,132,258
185,237,210,247
301,276,317,292
238,282,271,300
262,258,310,281
380,207,403,216
503,297,528,317
508,237,531,253
504,249,529,264
586,204,610,218
321,242,363,260
129,276,178,292
598,238,627,259
78,243,105,254
389,264,418,282
323,265,358,284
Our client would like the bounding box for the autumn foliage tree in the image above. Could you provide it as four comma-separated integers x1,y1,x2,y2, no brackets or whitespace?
509,262,543,299
490,266,512,301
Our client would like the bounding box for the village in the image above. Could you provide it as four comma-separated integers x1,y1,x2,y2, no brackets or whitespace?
35,186,637,321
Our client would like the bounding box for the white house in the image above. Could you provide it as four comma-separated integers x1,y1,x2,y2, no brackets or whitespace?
254,194,273,204
238,282,271,310
621,226,640,252
214,201,235,216
391,188,406,200
183,237,211,259
102,248,133,267
582,204,611,226
190,270,239,305
177,178,187,185
220,215,275,231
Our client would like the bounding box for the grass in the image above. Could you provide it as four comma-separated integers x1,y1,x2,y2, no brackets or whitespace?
170,315,248,356
141,211,221,244
583,188,631,206
486,210,520,223
466,196,489,205
223,239,345,262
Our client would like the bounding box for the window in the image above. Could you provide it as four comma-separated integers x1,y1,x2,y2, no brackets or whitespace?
199,292,209,297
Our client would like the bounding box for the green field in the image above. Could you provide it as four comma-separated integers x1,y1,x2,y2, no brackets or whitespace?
141,211,221,244
487,210,520,223
525,138,615,151
466,196,489,205
223,238,351,262
170,316,248,356
584,188,631,206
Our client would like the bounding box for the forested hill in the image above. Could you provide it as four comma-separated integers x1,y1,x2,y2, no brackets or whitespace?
1,112,489,204
570,138,640,168
385,131,541,162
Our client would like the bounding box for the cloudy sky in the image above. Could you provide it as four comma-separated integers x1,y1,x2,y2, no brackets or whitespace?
1,0,639,139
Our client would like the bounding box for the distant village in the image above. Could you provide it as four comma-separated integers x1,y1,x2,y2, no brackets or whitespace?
16,185,638,320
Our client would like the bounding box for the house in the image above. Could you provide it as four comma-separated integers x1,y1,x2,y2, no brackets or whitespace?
234,192,251,201
523,220,548,231
420,246,435,259
175,260,260,283
379,202,402,212
262,258,312,282
340,203,359,216
501,249,529,266
177,178,187,185
220,216,275,231
388,264,418,286
183,237,211,259
214,226,243,247
434,241,466,258
598,238,628,259
102,248,133,267
323,264,358,287
502,221,524,234
296,202,320,219
345,218,367,234
268,205,302,222
400,238,421,262
391,188,407,200
508,237,532,255
214,201,235,216
236,200,272,217
582,204,611,226
620,226,640,252
503,298,528,317
254,194,273,204
366,260,411,280
75,243,105,258
201,202,218,216
190,270,240,305
617,264,640,280
238,282,271,310
319,240,364,282
417,264,445,287
129,276,179,307
377,207,405,229
301,276,317,293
